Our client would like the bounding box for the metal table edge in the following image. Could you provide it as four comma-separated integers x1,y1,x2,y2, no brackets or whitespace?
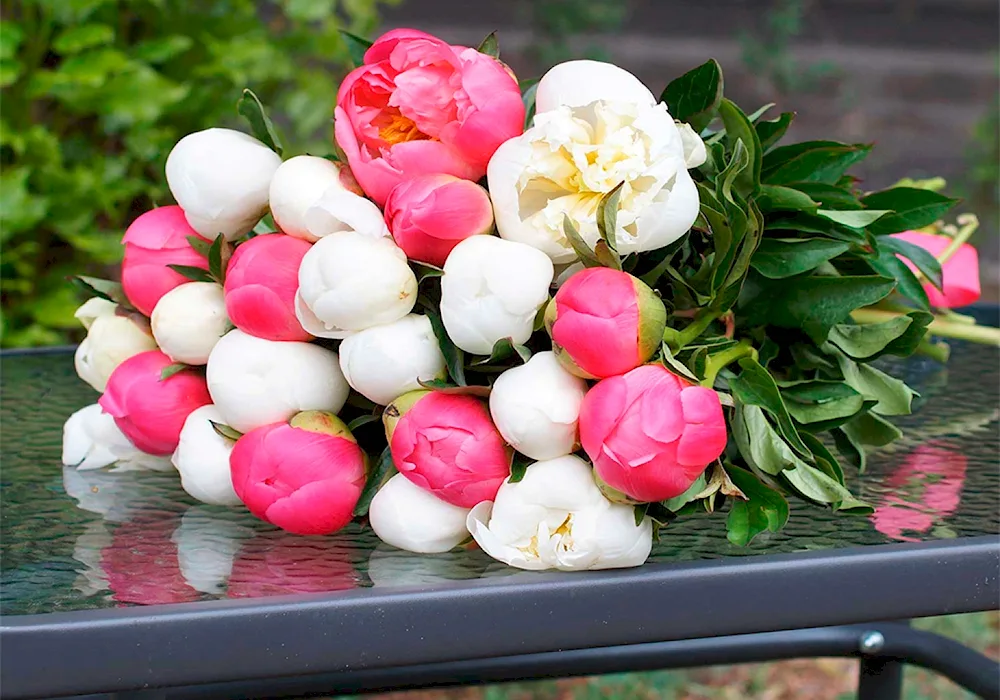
2,536,998,699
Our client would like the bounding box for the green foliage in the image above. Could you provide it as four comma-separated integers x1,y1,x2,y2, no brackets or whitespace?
1,0,399,347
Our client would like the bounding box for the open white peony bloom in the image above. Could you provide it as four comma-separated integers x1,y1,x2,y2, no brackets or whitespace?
488,60,704,263
296,231,417,339
206,329,349,433
440,235,554,355
467,455,653,571
369,474,471,554
151,282,230,365
339,314,446,405
165,128,282,241
62,404,172,472
269,155,388,242
74,298,157,392
171,405,242,506
489,351,588,460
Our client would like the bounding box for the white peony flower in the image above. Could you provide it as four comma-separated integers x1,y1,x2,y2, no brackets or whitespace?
151,282,230,365
339,314,446,405
165,128,282,240
440,236,554,355
489,352,588,460
62,403,172,472
206,329,349,432
171,405,242,506
369,474,471,554
488,60,702,263
467,455,653,571
73,298,157,392
172,507,253,594
269,155,388,242
295,231,417,339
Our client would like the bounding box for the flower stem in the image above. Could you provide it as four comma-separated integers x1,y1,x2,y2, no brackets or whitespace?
936,214,979,265
850,308,1000,346
672,312,719,349
915,338,951,363
701,340,757,388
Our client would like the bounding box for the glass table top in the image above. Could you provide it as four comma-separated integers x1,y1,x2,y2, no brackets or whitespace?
2,338,998,616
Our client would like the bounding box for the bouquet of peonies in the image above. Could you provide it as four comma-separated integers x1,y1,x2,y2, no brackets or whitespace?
62,28,996,572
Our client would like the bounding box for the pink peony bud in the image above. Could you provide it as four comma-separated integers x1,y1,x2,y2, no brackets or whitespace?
384,390,512,507
384,174,494,267
890,231,981,308
98,350,212,455
545,267,666,379
579,364,727,503
224,233,313,341
121,206,211,316
229,411,366,535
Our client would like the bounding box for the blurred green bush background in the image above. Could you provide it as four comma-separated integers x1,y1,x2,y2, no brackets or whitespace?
0,0,398,347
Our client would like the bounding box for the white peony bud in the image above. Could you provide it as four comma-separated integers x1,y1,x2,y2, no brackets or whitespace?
369,474,471,554
62,403,172,472
295,231,417,339
171,405,241,506
206,329,349,432
467,455,653,571
165,128,282,240
676,121,708,168
269,155,388,242
151,282,230,365
489,352,588,460
172,507,252,594
440,236,554,355
339,314,446,405
73,299,157,392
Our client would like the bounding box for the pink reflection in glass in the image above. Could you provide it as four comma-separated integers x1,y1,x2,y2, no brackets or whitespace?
101,515,201,605
227,531,360,598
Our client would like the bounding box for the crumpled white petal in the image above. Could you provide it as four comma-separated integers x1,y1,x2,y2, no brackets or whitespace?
62,404,172,472
676,121,708,168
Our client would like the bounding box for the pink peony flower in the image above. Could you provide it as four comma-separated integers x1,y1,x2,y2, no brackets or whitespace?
384,174,494,267
891,231,981,308
384,390,512,507
121,206,211,316
227,531,359,597
871,442,967,542
579,364,727,502
335,28,525,206
99,350,212,455
229,411,366,536
545,267,666,379
224,233,313,341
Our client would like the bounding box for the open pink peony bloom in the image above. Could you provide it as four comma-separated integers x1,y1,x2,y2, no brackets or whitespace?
121,206,210,316
546,267,666,379
385,390,512,507
224,233,313,341
579,364,727,502
230,412,366,536
891,231,981,308
384,174,494,267
99,350,212,455
335,28,525,206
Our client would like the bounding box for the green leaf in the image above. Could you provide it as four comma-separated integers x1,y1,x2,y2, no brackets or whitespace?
800,431,845,485
340,30,372,68
186,235,211,258
729,358,810,456
69,275,132,308
346,414,380,431
739,273,896,344
816,209,890,229
661,473,709,512
725,464,789,546
562,215,602,268
509,454,531,483
412,262,445,285
53,24,115,54
836,354,915,416
757,184,819,213
782,462,871,512
473,337,532,365
160,363,190,381
750,238,850,279
755,112,794,151
878,236,944,291
831,426,866,474
132,35,194,64
209,421,243,441
780,380,865,425
868,249,929,310
476,31,499,59
746,103,776,123
167,264,215,283
828,311,933,360
237,89,283,155
596,181,624,255
762,141,871,185
661,59,723,133
765,212,866,243
861,187,959,235
840,411,902,447
790,182,863,210
207,236,234,284
417,379,492,397
593,239,622,271
718,99,761,196
660,342,700,383
353,447,397,517
521,80,538,129
633,504,649,527
426,309,466,386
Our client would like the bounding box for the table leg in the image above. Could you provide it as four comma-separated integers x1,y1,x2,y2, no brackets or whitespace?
858,657,905,700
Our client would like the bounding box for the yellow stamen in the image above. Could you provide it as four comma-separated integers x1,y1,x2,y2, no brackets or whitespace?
379,112,428,145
